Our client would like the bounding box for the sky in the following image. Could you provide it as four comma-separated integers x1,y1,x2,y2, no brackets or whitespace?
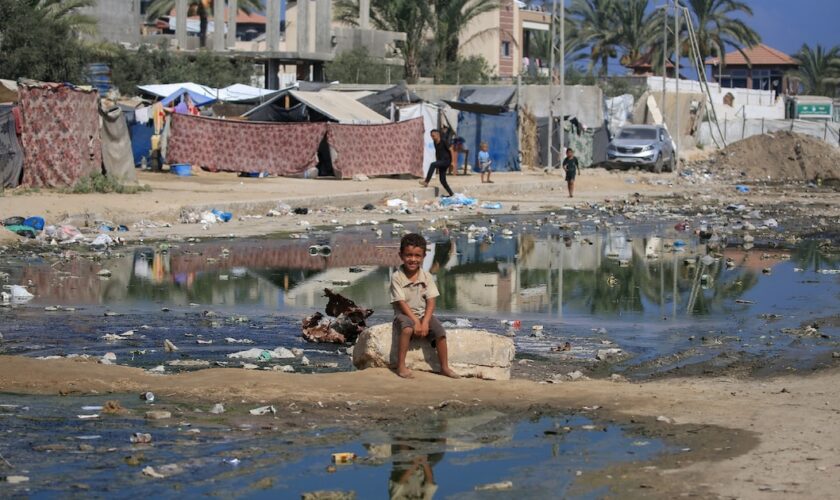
731,0,840,54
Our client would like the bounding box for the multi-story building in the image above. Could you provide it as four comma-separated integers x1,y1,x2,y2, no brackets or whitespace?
459,0,552,80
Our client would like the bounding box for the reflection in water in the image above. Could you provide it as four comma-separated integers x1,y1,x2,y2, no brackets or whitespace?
8,231,820,319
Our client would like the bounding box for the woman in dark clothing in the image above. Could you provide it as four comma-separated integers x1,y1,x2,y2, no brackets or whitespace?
420,129,455,197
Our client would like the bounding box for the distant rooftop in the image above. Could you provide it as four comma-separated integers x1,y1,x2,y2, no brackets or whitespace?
706,43,797,67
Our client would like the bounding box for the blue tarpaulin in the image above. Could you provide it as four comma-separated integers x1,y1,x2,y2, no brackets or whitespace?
160,88,216,107
457,111,520,172
129,122,154,166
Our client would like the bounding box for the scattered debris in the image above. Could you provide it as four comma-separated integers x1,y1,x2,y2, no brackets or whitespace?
302,289,373,344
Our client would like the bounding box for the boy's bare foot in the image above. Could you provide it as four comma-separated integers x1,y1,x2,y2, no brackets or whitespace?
440,368,461,379
396,368,414,379
419,181,428,187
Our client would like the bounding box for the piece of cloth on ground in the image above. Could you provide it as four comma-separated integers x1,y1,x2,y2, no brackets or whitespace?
19,83,102,187
99,102,137,183
167,113,326,176
326,118,424,179
0,105,24,188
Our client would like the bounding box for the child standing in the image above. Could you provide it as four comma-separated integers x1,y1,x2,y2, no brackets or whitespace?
478,141,493,183
390,233,460,379
562,148,580,198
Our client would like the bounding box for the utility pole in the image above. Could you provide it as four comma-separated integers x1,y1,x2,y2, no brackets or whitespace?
547,0,556,171
559,0,565,162
661,1,667,117
674,1,681,167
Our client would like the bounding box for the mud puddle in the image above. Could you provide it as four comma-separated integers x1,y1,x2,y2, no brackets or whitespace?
0,393,671,498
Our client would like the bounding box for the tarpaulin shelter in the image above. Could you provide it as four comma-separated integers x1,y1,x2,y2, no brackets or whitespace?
18,82,102,187
446,86,520,172
0,105,24,188
0,80,19,103
160,87,216,107
537,116,609,168
399,103,444,177
359,82,422,118
99,102,137,183
138,82,279,104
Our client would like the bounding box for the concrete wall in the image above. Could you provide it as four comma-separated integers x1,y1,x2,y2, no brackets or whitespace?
647,76,785,120
85,0,141,46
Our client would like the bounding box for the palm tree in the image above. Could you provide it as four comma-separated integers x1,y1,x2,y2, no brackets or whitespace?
793,44,840,96
28,0,98,35
334,0,432,82
431,0,500,81
567,0,619,76
146,0,263,49
681,0,760,65
613,0,662,67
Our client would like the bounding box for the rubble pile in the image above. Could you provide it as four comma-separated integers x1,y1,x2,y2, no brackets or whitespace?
707,131,840,181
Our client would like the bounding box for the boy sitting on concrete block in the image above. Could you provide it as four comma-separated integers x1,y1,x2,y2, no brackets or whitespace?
390,233,460,379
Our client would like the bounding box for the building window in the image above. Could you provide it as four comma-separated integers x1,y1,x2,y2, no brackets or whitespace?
502,41,511,58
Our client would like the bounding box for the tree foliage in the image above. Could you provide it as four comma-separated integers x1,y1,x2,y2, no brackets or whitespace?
325,47,404,84
335,0,497,83
682,0,761,65
566,0,761,76
793,44,840,97
108,45,256,94
0,0,89,83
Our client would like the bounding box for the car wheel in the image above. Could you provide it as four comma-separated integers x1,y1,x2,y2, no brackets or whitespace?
667,155,676,172
653,154,663,174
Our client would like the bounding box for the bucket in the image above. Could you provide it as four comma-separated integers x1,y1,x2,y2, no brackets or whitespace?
171,164,192,176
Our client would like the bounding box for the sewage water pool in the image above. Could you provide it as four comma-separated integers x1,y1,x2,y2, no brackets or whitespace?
1,229,837,376
0,394,669,498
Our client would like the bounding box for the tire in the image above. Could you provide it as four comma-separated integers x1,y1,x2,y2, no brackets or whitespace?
667,155,676,172
652,154,663,174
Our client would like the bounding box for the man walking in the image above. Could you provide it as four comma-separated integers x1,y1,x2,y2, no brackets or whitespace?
420,129,455,197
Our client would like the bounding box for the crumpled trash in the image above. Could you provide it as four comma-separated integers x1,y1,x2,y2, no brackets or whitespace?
23,216,45,230
249,405,277,416
735,185,750,193
227,347,295,360
480,202,502,209
2,285,34,303
440,194,477,207
91,234,114,249
386,198,408,208
442,318,473,328
211,209,232,223
1,216,25,227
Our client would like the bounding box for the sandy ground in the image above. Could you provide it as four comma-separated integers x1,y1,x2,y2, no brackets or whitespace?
0,356,838,498
0,168,674,241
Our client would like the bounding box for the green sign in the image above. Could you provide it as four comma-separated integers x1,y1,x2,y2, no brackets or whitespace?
797,103,832,116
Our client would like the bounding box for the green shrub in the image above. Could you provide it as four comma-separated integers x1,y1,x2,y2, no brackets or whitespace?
67,173,151,194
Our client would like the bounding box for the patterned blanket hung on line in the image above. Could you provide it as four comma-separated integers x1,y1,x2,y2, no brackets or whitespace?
166,113,326,176
166,114,426,178
19,83,102,188
326,118,424,179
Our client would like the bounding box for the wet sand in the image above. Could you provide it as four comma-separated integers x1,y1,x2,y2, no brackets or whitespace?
1,356,838,498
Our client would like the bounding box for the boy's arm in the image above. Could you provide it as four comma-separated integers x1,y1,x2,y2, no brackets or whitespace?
423,297,436,325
